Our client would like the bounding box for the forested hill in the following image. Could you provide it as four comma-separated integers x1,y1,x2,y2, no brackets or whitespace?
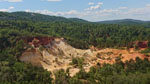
0,11,149,24
68,18,89,23
1,11,150,84
0,11,150,49
0,11,89,23
98,19,150,25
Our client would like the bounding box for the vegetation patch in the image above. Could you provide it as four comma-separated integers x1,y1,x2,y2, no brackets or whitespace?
140,48,150,54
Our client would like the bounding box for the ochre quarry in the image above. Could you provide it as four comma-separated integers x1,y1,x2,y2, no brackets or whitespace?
20,37,150,77
20,37,94,77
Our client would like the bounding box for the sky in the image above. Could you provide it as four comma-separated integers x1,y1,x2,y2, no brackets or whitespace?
0,0,150,21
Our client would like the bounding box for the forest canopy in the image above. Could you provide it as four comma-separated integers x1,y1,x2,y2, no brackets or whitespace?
0,12,150,84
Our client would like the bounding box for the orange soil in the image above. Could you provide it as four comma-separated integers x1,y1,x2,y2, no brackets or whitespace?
95,48,150,65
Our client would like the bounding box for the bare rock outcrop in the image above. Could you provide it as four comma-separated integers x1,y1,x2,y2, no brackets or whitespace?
19,37,94,77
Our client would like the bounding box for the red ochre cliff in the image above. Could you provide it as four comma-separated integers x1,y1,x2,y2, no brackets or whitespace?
19,37,150,77
24,37,56,47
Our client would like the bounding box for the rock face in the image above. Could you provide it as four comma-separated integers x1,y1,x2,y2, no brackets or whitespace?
132,41,148,48
135,41,148,48
20,49,43,67
20,37,150,77
24,37,55,47
20,37,94,76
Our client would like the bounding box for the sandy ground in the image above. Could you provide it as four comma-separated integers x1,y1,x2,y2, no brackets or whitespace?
20,38,150,78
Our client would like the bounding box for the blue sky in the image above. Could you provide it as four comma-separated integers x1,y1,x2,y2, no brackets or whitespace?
0,0,150,21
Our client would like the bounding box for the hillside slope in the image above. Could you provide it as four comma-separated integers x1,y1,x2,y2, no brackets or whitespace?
19,37,150,77
0,12,89,23
98,19,149,25
0,12,149,24
19,37,94,77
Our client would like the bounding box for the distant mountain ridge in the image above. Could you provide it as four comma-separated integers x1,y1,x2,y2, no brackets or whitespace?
0,11,89,23
0,11,149,24
98,19,150,24
69,18,89,23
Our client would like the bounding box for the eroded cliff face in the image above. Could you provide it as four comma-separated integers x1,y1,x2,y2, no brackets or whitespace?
20,49,43,67
20,37,150,77
20,37,94,77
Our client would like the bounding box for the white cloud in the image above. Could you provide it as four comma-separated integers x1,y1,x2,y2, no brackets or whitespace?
64,10,78,15
93,6,150,21
26,9,78,17
0,0,22,2
8,6,14,9
88,2,94,5
24,4,150,21
0,9,9,12
146,4,150,7
85,2,103,11
97,2,103,5
0,6,15,12
47,0,62,2
25,9,31,12
118,7,128,10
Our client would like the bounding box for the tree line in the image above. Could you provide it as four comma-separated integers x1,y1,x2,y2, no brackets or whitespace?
0,19,150,83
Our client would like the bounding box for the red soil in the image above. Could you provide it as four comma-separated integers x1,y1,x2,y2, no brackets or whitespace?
131,41,148,49
24,37,55,47
96,48,150,65
134,41,148,48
